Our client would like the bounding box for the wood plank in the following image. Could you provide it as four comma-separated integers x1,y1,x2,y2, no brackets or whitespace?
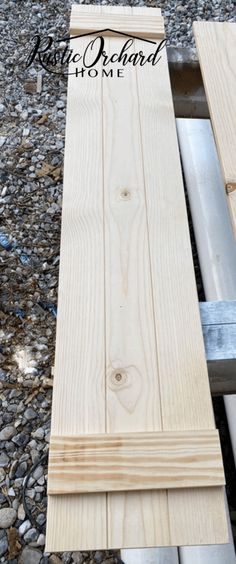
47,6,228,551
136,36,228,546
193,22,236,235
70,4,164,39
45,6,107,552
101,6,170,548
47,5,168,552
48,430,224,494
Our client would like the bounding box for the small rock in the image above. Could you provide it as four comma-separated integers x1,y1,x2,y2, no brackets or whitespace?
71,553,83,564
25,408,37,420
0,425,16,441
61,553,72,564
36,513,45,526
12,432,29,447
0,493,6,504
55,140,64,150
33,465,43,481
18,503,26,521
19,453,30,463
56,100,65,109
0,136,6,148
94,551,104,563
0,368,7,382
49,556,63,564
0,468,5,482
0,530,8,557
8,487,15,497
37,475,45,486
12,499,19,510
0,104,5,113
24,527,38,542
25,489,35,499
19,519,31,536
21,110,28,120
9,459,18,479
26,476,35,488
31,428,44,440
0,507,17,528
45,432,50,443
0,451,9,467
35,485,44,493
15,103,22,112
0,370,7,382
36,533,45,546
19,546,42,564
15,461,28,478
31,449,40,464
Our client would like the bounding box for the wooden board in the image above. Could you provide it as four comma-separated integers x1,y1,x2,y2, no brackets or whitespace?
193,22,236,235
48,430,224,494
46,5,227,552
70,5,164,39
46,5,107,552
135,30,227,548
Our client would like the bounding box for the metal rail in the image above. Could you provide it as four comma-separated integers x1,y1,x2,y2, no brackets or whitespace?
200,300,236,394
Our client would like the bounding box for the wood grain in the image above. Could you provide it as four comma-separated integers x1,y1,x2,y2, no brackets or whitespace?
45,6,107,552
70,4,164,38
136,34,228,545
48,431,225,494
46,6,227,551
194,22,236,236
102,7,170,547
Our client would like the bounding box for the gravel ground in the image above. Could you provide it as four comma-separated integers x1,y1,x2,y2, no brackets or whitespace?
0,0,236,563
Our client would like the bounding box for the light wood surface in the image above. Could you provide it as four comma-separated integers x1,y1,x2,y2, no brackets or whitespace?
194,22,236,235
135,28,227,548
48,431,224,494
46,5,107,552
46,5,227,552
70,4,164,38
101,9,169,547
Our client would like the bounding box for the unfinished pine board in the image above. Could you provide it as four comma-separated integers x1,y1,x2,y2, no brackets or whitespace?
70,5,164,39
46,5,227,552
102,11,169,547
46,6,107,551
48,430,224,494
136,34,227,547
193,22,236,235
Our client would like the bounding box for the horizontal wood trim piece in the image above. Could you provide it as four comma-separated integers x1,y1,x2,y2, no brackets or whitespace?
70,7,165,39
48,430,225,495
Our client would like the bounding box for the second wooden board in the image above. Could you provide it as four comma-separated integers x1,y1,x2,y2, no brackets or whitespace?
194,22,236,235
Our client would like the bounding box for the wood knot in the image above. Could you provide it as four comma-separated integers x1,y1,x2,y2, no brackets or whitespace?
109,368,127,389
226,183,236,194
120,188,131,200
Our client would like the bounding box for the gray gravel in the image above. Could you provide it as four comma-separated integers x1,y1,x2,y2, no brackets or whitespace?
0,0,235,562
